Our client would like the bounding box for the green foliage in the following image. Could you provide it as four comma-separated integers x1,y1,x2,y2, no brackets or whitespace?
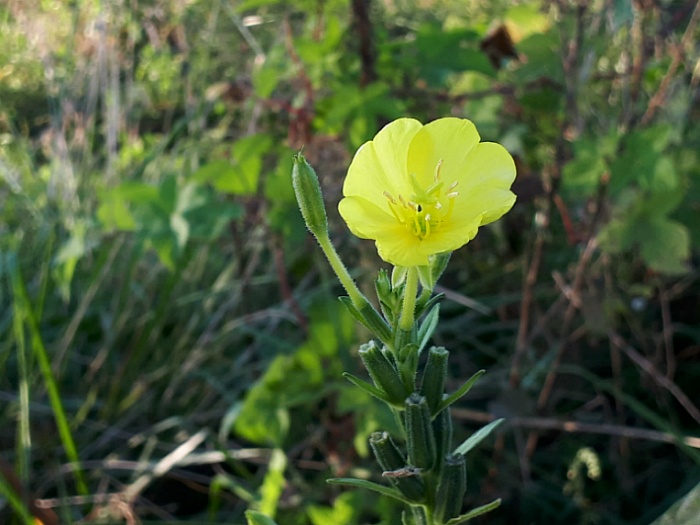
233,299,354,446
1,0,699,523
98,176,242,269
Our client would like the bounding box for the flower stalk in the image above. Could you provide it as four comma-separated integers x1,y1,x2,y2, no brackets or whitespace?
292,117,513,524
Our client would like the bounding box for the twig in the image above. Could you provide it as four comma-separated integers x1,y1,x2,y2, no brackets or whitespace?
658,283,675,379
452,408,700,448
272,232,309,333
351,0,377,86
122,429,208,503
641,0,700,124
609,331,700,426
537,237,599,411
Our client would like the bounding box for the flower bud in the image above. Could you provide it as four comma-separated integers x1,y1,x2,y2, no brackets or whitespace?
432,403,453,476
292,153,328,239
405,393,436,471
434,453,467,523
359,341,409,406
369,431,425,502
420,346,449,415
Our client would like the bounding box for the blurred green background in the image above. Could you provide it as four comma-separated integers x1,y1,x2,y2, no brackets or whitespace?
1,0,699,523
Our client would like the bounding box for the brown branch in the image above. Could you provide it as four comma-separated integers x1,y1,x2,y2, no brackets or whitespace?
452,408,700,448
641,0,700,124
272,232,308,334
351,0,377,87
519,0,592,455
609,331,700,426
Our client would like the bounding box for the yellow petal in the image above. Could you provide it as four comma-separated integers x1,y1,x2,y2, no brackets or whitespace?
375,233,432,266
343,118,423,210
407,118,480,190
450,142,517,225
338,196,402,240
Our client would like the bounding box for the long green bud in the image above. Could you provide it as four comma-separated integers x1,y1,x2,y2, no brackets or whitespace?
292,152,328,238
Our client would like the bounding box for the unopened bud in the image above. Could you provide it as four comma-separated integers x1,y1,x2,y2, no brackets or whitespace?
292,153,328,239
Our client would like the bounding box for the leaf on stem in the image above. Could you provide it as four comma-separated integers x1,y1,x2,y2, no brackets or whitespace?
444,498,502,524
327,478,413,505
453,419,504,456
435,369,486,416
245,510,279,525
416,304,440,355
342,372,394,405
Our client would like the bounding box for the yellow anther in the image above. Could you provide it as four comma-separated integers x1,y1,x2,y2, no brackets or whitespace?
434,159,443,181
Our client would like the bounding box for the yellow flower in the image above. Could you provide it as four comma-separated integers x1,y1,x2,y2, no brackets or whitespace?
338,117,517,267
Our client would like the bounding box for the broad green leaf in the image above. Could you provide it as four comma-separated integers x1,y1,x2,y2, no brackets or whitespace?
513,31,562,84
113,181,160,204
191,159,235,185
233,299,353,444
562,134,618,198
640,218,689,274
308,491,364,525
245,510,279,525
218,134,273,195
505,4,550,39
97,193,137,231
232,383,290,447
609,125,675,196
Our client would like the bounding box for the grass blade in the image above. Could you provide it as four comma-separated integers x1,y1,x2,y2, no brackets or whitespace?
7,253,89,495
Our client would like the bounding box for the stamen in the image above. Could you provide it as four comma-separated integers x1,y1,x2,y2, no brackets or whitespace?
387,200,403,223
434,159,443,181
383,162,458,241
413,214,422,236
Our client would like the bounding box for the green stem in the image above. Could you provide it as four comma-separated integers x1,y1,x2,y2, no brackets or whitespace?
399,266,418,331
317,236,366,308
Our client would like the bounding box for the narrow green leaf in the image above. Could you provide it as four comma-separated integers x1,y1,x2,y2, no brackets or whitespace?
416,304,439,355
453,419,504,456
444,499,502,524
436,370,486,416
259,449,287,517
7,254,88,495
338,296,393,346
342,372,393,405
0,471,35,525
327,478,413,505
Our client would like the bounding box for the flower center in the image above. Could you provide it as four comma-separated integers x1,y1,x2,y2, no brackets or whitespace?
384,160,459,240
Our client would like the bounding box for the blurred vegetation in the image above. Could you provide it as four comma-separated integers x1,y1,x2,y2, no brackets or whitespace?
1,0,699,524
